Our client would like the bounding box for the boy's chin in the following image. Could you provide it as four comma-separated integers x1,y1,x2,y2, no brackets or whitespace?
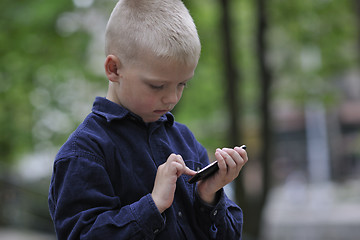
142,116,161,123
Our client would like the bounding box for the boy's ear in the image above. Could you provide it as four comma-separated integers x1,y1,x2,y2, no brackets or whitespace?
105,55,122,82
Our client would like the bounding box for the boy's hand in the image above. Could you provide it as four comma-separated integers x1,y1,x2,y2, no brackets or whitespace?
197,146,248,205
152,154,196,213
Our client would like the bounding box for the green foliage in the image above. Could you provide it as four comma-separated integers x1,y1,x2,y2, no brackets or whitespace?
268,0,358,106
0,0,358,165
0,0,93,164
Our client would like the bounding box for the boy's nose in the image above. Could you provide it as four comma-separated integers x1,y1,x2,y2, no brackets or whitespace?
163,90,180,105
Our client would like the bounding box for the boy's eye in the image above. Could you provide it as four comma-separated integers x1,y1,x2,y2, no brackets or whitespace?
149,84,164,90
179,82,188,88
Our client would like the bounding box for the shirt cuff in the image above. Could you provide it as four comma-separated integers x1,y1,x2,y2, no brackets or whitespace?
195,188,226,221
130,193,166,237
194,188,227,239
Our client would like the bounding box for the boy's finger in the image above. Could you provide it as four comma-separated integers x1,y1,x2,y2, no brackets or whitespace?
184,167,197,176
175,155,197,176
215,148,228,171
234,146,248,163
219,149,236,164
169,153,196,176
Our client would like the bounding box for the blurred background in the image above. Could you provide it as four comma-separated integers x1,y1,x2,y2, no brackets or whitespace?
1,0,359,239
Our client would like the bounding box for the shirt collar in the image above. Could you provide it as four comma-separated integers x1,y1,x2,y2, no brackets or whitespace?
92,97,174,126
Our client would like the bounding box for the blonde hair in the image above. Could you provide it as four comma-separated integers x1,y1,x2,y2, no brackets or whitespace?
105,0,201,66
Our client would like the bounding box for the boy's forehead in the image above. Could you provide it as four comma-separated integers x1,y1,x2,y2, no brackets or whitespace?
134,54,196,81
142,74,194,83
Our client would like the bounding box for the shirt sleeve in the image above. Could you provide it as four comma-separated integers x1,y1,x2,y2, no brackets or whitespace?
48,153,165,240
194,188,243,240
192,141,243,240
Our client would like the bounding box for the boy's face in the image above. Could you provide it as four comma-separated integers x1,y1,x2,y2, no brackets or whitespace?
109,53,197,123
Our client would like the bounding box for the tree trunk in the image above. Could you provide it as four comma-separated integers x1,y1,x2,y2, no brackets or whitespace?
257,0,271,205
356,0,360,61
219,0,245,208
219,0,241,147
252,0,273,238
219,0,272,238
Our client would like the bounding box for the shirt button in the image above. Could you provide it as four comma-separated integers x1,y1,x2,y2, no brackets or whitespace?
178,211,183,217
213,210,218,216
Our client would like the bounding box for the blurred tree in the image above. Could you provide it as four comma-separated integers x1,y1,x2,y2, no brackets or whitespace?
0,0,98,230
0,0,92,166
219,0,242,147
356,0,360,61
268,0,357,105
245,0,272,238
218,0,250,235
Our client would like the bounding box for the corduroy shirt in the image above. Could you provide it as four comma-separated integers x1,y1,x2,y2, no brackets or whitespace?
48,97,243,239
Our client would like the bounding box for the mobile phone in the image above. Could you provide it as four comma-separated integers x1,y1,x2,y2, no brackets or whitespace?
188,145,246,184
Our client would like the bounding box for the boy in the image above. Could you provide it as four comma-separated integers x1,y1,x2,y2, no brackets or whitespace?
48,0,248,239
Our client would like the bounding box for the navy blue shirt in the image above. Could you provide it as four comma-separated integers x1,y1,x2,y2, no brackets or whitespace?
48,97,243,239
